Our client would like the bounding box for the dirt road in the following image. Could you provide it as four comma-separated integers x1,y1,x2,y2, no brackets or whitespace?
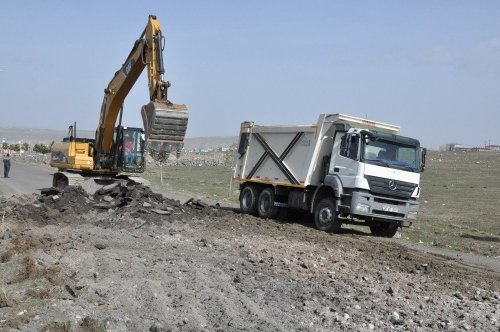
0,184,498,331
0,160,52,197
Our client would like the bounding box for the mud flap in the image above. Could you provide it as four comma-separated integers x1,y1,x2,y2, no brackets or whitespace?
141,101,189,157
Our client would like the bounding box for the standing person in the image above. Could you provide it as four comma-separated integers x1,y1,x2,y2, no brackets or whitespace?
3,153,11,178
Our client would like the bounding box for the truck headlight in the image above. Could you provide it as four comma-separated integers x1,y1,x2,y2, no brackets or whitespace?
407,211,418,220
355,203,370,213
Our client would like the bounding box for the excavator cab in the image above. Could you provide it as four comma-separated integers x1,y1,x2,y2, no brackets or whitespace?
117,127,146,173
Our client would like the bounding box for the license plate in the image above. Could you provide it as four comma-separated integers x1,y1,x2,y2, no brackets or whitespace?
382,205,398,213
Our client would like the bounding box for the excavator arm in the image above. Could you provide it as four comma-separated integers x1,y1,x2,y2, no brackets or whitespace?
94,15,188,170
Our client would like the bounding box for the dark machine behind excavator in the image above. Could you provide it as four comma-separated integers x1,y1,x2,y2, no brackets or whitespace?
50,15,188,187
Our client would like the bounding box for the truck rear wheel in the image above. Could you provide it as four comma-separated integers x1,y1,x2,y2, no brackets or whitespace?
314,198,342,233
240,185,260,215
370,222,399,237
257,188,279,219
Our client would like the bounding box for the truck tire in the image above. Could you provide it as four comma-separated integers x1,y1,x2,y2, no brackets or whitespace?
370,222,399,237
240,185,260,215
314,198,342,233
257,188,279,219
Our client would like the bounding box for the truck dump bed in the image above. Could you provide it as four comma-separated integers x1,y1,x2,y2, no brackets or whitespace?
233,114,400,188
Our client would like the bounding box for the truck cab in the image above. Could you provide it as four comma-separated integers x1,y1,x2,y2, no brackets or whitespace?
322,127,425,236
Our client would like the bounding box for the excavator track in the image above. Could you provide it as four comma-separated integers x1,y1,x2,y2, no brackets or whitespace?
53,171,87,188
53,172,151,189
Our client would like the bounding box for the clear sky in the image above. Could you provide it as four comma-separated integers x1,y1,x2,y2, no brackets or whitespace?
0,1,499,148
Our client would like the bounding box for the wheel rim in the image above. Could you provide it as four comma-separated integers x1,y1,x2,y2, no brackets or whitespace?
260,194,270,213
242,190,252,209
318,206,333,226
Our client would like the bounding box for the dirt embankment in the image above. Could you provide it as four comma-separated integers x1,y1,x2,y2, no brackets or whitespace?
0,184,499,331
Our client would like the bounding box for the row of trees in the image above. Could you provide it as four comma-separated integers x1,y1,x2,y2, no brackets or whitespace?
1,141,54,154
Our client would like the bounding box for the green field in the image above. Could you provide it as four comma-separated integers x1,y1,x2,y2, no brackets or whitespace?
408,151,500,257
144,151,500,257
143,165,239,205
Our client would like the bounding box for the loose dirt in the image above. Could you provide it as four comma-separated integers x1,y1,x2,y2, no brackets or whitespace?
0,184,498,331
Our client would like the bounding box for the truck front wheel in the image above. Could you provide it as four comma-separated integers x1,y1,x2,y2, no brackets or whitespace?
240,185,260,215
257,188,279,219
314,198,341,233
370,222,399,237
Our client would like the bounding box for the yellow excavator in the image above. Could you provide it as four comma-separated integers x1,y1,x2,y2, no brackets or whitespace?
50,15,188,187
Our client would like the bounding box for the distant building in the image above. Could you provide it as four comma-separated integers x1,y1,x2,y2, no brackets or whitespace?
445,143,464,151
485,144,500,151
444,143,500,152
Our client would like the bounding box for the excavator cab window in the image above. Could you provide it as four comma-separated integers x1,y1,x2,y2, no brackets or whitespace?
119,128,145,172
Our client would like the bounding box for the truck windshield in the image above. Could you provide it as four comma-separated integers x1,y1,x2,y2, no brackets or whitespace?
362,134,420,172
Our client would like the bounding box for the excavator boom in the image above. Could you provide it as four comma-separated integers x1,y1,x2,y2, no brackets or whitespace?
95,15,188,169
50,15,188,187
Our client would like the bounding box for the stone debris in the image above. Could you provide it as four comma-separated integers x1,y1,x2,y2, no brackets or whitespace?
0,177,498,332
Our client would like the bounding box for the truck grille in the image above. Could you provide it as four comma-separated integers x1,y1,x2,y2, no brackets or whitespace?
365,176,417,199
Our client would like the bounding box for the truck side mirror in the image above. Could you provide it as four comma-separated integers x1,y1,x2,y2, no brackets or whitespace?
420,147,427,172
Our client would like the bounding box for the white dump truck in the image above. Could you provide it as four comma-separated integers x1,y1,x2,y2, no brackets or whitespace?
233,114,426,237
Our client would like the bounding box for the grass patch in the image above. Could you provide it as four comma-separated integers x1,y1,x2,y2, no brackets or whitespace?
406,151,500,257
143,165,239,205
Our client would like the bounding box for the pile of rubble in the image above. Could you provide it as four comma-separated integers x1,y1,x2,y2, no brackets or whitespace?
5,180,224,228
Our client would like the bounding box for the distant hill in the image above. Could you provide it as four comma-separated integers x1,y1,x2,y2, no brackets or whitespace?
0,127,237,150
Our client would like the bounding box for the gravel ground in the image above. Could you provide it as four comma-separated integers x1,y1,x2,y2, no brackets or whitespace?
0,184,498,331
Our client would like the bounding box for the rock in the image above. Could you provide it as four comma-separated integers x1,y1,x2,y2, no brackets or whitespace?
151,209,171,215
103,195,114,202
93,203,114,209
390,311,403,325
98,182,120,195
387,286,397,296
52,195,60,201
80,179,104,196
149,323,166,332
41,187,61,196
461,323,471,330
65,285,77,297
184,198,208,209
95,243,107,250
143,202,152,208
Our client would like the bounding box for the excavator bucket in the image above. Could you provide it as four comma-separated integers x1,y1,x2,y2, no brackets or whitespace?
141,101,189,158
